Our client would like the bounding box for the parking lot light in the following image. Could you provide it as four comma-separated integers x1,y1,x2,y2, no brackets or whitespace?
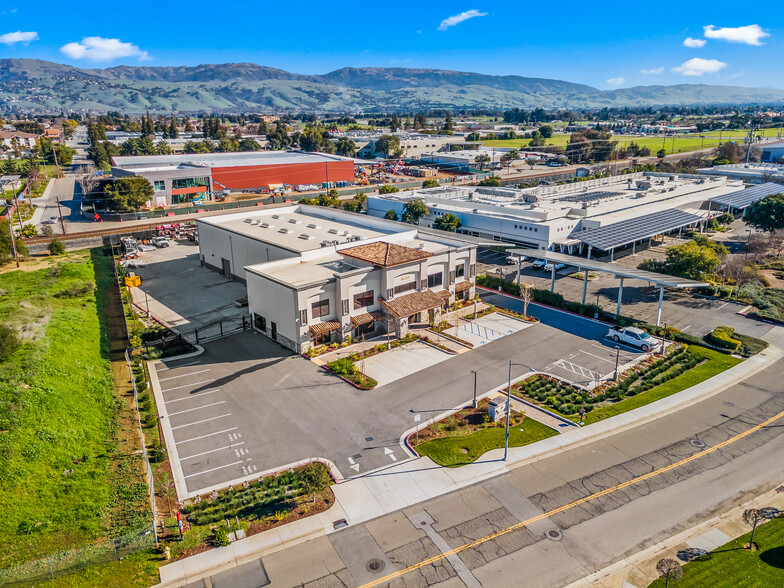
613,346,620,381
471,370,477,408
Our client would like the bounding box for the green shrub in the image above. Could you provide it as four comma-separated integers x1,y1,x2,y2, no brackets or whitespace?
212,525,230,547
48,238,66,256
0,323,20,363
327,357,357,376
708,326,741,352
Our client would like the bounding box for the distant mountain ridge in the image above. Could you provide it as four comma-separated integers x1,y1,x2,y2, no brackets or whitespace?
1,58,783,113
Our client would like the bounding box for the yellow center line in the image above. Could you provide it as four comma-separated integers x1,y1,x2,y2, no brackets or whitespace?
357,409,784,588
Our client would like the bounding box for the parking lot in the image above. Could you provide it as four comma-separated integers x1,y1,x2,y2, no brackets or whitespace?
362,341,452,387
446,311,534,346
477,248,772,340
127,240,247,332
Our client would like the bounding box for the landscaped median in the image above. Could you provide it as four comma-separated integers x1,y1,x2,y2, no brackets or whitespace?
411,401,558,467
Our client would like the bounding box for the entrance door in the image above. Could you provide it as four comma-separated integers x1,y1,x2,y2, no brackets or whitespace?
271,322,277,340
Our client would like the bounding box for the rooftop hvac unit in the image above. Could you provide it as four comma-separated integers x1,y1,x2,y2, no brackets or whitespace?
271,214,281,219
298,233,314,240
260,222,274,229
320,240,333,247
244,218,252,223
332,240,339,246
418,243,426,249
352,235,363,241
327,228,338,234
278,228,294,234
288,218,301,224
250,219,260,225
307,223,321,229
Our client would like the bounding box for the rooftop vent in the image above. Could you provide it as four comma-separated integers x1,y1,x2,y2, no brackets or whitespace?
260,222,274,229
320,240,333,247
278,228,294,235
352,235,363,241
244,218,252,223
307,223,321,229
271,214,282,219
298,233,314,240
327,228,338,234
288,218,301,224
250,219,260,225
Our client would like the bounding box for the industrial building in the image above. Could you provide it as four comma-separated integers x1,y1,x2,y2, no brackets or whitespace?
196,206,477,353
111,151,356,208
759,140,784,163
698,162,784,184
368,172,748,260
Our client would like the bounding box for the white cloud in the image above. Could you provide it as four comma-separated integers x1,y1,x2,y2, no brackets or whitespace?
606,77,626,87
683,37,706,48
640,67,664,75
60,36,151,62
0,31,38,46
704,24,769,45
390,59,412,64
438,9,488,31
672,57,727,76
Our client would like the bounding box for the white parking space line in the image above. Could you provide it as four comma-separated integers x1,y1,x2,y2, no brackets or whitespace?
184,461,244,479
158,360,201,371
165,389,221,404
176,427,238,444
180,442,244,461
171,413,232,430
161,379,214,392
158,368,211,382
577,350,615,364
168,401,227,417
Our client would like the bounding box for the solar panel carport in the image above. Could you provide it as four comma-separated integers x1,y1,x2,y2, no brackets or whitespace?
505,248,708,326
575,209,704,260
710,182,784,212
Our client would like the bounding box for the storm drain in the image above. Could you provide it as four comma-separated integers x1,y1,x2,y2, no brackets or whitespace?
723,401,735,407
366,559,385,573
689,438,707,448
364,436,375,443
545,529,563,541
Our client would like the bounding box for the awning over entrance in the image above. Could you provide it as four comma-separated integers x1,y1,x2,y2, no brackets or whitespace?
309,320,341,337
454,280,473,292
350,310,384,328
710,182,782,211
379,289,444,318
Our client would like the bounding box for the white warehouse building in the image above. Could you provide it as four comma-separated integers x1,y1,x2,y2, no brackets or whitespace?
196,206,478,353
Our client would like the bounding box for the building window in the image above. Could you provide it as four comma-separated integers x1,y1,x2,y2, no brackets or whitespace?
172,176,210,190
456,263,465,278
427,272,443,288
311,299,330,319
394,281,416,295
353,290,374,309
153,181,165,192
342,299,349,315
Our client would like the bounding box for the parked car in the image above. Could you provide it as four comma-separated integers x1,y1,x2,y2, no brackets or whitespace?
607,326,657,351
532,258,547,269
506,255,524,265
544,262,567,271
151,236,170,248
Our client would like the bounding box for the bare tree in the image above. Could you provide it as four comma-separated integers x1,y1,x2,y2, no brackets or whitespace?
743,508,765,550
519,283,534,318
78,171,100,198
655,558,683,588
718,256,756,298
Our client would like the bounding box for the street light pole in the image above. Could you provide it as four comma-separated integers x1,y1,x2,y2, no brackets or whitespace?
471,370,477,408
613,346,620,381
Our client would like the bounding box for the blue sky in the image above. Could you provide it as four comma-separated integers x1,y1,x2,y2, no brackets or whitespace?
1,1,782,89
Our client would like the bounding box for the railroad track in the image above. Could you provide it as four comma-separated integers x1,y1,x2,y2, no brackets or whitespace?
23,221,173,244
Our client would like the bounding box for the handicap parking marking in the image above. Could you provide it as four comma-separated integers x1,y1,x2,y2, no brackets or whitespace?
553,359,602,382
179,442,245,461
175,427,238,445
171,413,232,430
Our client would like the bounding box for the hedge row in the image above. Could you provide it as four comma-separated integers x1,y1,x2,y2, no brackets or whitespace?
707,326,741,352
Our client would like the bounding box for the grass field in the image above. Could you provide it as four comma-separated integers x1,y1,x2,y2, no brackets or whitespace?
0,250,149,568
415,417,557,467
647,515,784,587
581,347,741,425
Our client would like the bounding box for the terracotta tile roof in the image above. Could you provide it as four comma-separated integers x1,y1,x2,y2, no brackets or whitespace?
455,280,473,292
350,310,384,328
338,241,433,267
436,289,451,300
309,320,341,337
378,289,443,319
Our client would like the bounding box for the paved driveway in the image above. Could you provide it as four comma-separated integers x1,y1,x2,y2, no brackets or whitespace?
363,342,452,386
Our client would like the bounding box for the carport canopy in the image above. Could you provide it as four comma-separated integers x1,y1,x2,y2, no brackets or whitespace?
504,248,709,325
574,209,704,257
710,182,783,211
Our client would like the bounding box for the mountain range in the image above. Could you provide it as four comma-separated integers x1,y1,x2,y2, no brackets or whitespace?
1,58,783,114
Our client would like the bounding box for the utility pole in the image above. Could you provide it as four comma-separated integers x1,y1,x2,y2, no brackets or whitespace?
56,197,66,234
7,220,20,267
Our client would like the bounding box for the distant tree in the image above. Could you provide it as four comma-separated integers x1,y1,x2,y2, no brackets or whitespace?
378,185,399,194
48,238,65,256
422,179,439,188
433,212,461,232
519,283,534,317
479,177,501,187
651,240,723,280
169,115,179,139
528,131,546,147
538,125,554,139
183,118,194,132
375,135,402,158
216,137,240,152
106,177,154,212
156,141,173,155
657,148,667,158
342,192,367,213
526,157,537,169
743,508,765,550
239,137,261,151
466,132,481,142
384,209,399,221
744,193,784,233
390,114,401,132
475,154,491,170
443,112,453,132
655,559,683,588
184,140,213,154
0,219,28,263
401,200,429,224
336,137,357,157
62,119,78,139
501,149,520,171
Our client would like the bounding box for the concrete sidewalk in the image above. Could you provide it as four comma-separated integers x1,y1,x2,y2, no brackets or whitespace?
155,328,784,587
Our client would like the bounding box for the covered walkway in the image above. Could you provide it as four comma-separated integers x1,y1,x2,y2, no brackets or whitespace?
710,182,783,215
505,248,708,326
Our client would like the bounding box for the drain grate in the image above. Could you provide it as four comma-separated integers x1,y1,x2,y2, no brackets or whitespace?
366,559,385,573
689,438,707,448
364,436,375,443
545,528,563,541
352,453,362,460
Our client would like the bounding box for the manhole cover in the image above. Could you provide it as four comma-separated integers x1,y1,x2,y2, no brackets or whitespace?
366,559,385,573
364,436,375,443
689,439,707,448
723,401,735,407
545,529,563,541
